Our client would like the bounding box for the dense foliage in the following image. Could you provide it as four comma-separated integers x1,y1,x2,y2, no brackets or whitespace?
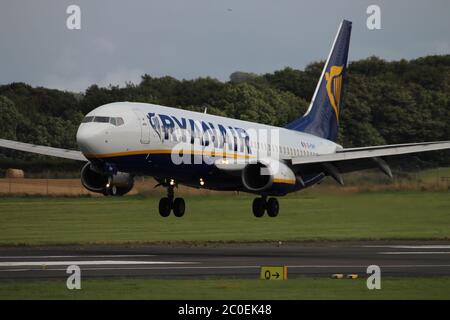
1,55,449,172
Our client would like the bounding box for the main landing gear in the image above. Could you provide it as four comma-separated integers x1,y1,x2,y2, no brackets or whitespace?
159,185,185,218
252,196,279,218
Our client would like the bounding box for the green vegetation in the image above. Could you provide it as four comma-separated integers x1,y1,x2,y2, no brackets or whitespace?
0,191,449,246
317,166,450,190
1,55,450,175
1,277,450,299
418,167,450,183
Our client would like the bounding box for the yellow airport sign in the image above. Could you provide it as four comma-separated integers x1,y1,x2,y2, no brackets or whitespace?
260,266,288,280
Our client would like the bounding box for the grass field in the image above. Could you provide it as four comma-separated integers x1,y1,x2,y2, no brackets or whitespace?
0,191,449,245
1,277,450,299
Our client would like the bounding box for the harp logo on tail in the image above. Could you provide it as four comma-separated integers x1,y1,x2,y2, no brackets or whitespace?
325,65,344,122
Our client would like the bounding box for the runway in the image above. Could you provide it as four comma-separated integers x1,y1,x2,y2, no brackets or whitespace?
1,241,450,279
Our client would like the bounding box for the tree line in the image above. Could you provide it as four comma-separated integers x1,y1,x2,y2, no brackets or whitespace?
1,55,449,173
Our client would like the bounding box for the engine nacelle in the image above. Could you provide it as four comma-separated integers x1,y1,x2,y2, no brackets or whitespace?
80,163,134,196
241,158,297,194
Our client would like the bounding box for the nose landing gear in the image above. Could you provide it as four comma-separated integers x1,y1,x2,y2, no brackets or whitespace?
252,196,279,218
158,184,186,217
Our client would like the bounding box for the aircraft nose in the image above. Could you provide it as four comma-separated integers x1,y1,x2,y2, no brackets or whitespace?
76,124,105,156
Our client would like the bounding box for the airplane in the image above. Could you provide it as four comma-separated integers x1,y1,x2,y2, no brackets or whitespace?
1,19,449,218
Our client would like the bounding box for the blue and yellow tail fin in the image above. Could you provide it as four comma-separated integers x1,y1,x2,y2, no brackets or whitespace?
286,20,352,142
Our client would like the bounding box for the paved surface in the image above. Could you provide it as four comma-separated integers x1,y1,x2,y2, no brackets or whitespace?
1,241,450,279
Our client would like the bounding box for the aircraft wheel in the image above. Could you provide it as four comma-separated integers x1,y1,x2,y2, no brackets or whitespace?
267,198,279,217
173,198,185,217
252,198,266,218
103,184,119,196
159,197,172,217
109,185,118,196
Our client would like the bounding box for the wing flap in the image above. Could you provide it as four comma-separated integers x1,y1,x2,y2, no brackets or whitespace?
0,138,87,161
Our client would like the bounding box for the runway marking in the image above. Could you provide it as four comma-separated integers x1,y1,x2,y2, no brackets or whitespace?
0,254,155,259
0,260,195,267
378,251,450,255
1,264,450,273
0,255,155,259
362,245,450,249
288,264,450,268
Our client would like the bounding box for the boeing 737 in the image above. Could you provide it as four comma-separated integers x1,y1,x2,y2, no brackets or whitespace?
1,20,449,217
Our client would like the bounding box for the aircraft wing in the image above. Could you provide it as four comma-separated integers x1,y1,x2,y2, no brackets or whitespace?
0,138,87,161
291,141,450,182
292,141,450,165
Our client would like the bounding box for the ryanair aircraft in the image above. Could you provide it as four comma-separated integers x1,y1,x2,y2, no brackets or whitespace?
1,20,449,218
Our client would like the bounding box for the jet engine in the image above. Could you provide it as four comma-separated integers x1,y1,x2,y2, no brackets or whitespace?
80,163,134,196
241,158,297,194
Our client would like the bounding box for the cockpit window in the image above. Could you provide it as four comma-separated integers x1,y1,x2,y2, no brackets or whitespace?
115,117,124,126
93,116,110,123
83,116,124,126
82,116,94,123
109,117,125,126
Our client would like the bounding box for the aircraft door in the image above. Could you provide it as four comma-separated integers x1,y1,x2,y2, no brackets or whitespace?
133,109,151,144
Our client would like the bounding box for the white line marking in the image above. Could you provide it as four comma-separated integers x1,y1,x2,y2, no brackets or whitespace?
1,264,450,273
361,245,450,249
378,251,450,255
0,260,195,267
0,255,155,259
289,264,450,268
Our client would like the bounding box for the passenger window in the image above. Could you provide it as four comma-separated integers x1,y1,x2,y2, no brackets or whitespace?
109,118,117,126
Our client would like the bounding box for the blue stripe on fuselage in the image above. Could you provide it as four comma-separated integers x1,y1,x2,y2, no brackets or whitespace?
88,153,324,196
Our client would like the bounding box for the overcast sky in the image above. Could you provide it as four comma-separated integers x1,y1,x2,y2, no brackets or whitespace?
0,0,449,92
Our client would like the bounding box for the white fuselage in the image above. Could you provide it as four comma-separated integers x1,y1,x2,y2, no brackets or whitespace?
76,102,339,162
76,102,340,194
